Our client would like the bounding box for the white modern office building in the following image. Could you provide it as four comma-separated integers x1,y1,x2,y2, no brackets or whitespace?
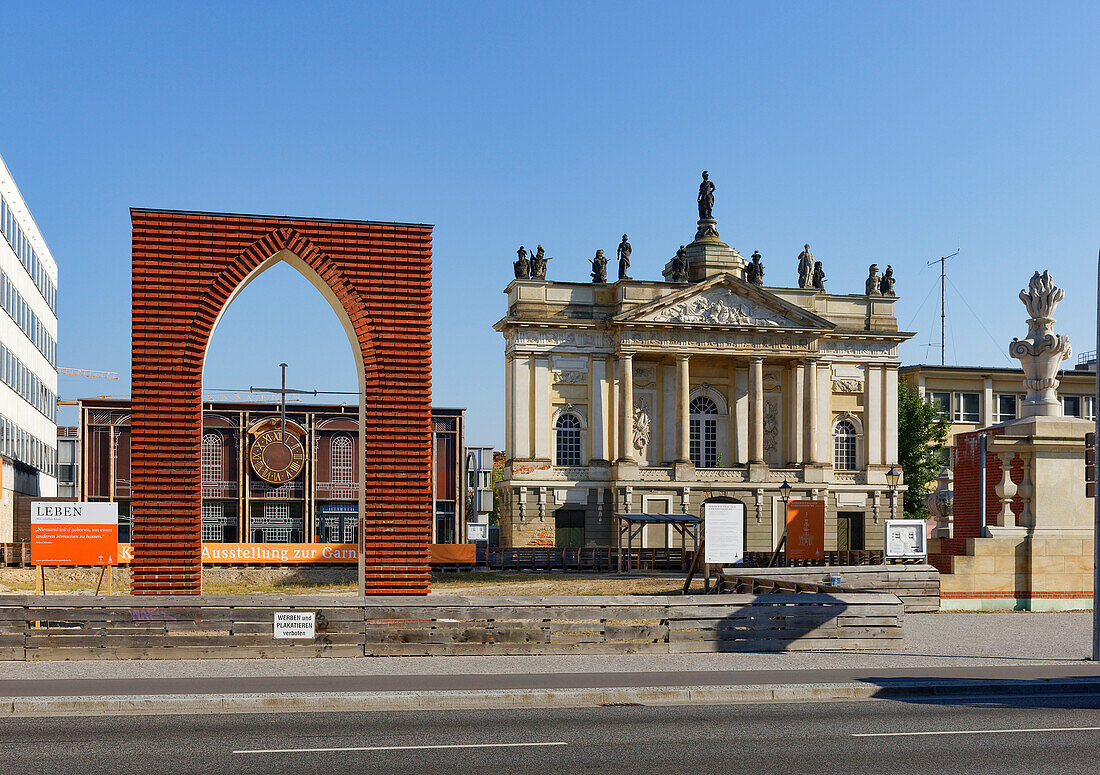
0,152,59,541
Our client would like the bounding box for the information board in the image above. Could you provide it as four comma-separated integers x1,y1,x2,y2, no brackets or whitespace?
467,522,489,542
884,519,927,558
31,502,119,566
273,612,315,639
703,502,745,564
785,500,825,560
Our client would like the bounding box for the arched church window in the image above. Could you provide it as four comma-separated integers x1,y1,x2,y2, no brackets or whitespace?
201,433,222,484
689,396,719,468
834,419,858,471
332,435,354,484
555,413,582,467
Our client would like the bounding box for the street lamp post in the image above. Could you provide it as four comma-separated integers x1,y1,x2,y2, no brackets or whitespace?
767,479,793,568
886,466,900,519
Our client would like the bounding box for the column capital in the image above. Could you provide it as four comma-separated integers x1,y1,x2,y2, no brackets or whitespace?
749,355,765,365
675,353,691,363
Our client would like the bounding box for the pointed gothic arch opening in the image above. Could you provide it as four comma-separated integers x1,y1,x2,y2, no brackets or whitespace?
130,210,433,595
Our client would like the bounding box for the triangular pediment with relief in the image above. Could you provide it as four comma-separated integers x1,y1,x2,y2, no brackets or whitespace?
615,274,834,331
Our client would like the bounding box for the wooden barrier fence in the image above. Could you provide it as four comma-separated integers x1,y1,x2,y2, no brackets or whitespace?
0,592,902,659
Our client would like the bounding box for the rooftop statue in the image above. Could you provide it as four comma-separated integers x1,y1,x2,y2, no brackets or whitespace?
812,260,825,290
865,264,881,296
1010,270,1072,418
797,244,813,289
530,245,549,280
513,246,530,280
590,249,608,284
617,234,631,280
669,245,690,283
697,171,715,221
746,250,765,286
879,265,895,296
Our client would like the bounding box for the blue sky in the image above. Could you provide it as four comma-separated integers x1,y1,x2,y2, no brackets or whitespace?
1,2,1098,446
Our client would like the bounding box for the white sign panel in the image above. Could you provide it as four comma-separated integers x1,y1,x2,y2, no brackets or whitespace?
273,611,315,639
31,502,119,525
704,502,744,565
884,520,927,559
467,523,489,541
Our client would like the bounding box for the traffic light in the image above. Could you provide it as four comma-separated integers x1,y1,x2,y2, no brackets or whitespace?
1086,432,1096,499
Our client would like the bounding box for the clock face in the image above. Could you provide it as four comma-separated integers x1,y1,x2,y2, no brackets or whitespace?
249,429,306,484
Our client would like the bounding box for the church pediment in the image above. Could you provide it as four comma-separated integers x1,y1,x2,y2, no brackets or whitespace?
616,275,833,331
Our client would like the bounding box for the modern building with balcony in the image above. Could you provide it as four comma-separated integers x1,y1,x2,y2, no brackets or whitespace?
495,195,913,553
0,152,59,542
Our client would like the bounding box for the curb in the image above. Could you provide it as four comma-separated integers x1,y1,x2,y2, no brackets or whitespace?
4,679,1100,717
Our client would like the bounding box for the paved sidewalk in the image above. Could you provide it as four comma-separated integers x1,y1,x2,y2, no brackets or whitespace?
0,613,1095,716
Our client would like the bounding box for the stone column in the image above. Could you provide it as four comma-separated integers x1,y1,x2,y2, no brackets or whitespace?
791,362,805,464
533,357,550,460
591,358,608,462
675,354,690,463
804,358,819,464
617,352,635,463
866,366,882,467
749,356,765,464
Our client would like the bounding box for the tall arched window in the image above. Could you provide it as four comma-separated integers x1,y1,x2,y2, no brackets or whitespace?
331,435,354,484
834,419,858,471
555,413,582,466
201,433,222,484
689,396,719,468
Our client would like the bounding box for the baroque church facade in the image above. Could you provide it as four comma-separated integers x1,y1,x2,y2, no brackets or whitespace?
495,176,913,553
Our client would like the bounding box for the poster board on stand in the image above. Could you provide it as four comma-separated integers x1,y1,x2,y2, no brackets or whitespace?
703,502,744,565
786,500,825,560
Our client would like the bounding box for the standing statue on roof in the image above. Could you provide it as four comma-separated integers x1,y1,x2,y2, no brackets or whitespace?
866,264,882,296
513,246,530,279
746,250,765,286
617,234,632,280
879,265,895,296
669,245,690,283
590,249,608,284
697,171,716,221
812,260,826,290
797,244,813,289
530,245,549,279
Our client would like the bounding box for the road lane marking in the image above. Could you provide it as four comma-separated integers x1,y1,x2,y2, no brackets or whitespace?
234,741,569,755
854,726,1100,738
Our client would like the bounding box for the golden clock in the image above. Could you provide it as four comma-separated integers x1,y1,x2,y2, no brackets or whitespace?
249,429,305,484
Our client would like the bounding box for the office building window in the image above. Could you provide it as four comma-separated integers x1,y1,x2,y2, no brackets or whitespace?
952,392,980,423
995,394,1019,423
928,392,951,417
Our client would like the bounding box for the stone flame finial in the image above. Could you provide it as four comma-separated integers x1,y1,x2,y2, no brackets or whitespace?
1009,270,1072,418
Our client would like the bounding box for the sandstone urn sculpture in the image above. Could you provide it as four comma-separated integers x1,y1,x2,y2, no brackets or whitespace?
1009,271,1072,418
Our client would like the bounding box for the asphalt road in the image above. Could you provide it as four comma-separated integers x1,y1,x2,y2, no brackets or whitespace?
0,663,1098,698
3,696,1100,774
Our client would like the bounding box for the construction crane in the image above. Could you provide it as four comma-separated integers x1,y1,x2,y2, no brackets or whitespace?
57,367,119,379
926,249,961,366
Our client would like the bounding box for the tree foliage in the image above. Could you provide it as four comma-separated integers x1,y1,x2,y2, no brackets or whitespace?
897,381,950,518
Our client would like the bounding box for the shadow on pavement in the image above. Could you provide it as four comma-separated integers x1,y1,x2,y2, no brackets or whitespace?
862,676,1100,710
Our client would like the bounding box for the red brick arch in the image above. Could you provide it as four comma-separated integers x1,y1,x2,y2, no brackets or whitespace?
130,210,433,594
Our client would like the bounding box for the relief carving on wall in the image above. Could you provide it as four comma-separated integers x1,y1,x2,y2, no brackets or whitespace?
832,378,865,393
763,399,779,459
553,370,587,384
632,394,653,454
633,364,657,387
647,288,792,327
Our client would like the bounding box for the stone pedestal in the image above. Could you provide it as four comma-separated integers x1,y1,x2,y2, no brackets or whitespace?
662,220,745,283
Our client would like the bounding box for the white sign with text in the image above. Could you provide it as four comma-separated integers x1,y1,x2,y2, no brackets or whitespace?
704,502,744,565
273,611,315,639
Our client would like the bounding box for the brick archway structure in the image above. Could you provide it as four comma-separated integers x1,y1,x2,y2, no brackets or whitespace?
130,209,433,594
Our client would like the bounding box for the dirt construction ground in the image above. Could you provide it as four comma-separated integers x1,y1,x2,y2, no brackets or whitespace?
0,567,705,596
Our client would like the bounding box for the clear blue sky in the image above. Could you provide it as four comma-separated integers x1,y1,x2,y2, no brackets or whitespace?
2,2,1097,446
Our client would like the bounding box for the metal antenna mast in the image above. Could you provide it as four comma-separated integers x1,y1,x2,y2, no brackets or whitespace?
927,249,961,365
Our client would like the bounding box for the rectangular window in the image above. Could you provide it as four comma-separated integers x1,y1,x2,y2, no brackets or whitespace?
953,392,980,423
1086,396,1096,422
1063,395,1082,418
928,391,951,417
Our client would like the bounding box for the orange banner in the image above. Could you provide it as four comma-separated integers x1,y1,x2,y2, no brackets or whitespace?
115,543,478,564
786,500,825,560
